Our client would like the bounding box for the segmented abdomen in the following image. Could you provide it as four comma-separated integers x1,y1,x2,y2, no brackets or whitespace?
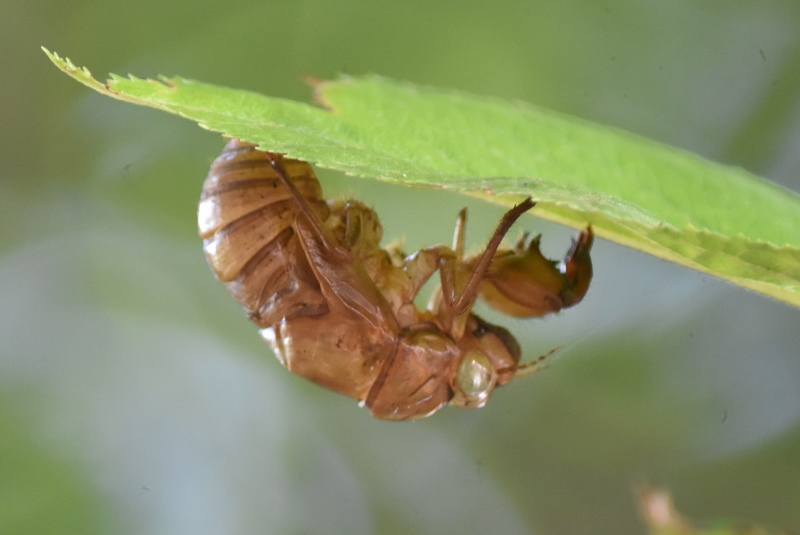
198,139,330,325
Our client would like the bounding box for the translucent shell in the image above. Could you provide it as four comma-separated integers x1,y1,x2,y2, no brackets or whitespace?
199,139,594,420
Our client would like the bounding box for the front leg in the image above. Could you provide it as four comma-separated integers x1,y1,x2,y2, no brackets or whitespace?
433,198,536,335
472,227,594,318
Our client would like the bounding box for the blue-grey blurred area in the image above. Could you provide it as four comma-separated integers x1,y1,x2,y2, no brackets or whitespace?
2,1,799,534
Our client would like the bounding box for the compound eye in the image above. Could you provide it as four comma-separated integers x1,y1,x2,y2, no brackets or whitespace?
456,351,495,403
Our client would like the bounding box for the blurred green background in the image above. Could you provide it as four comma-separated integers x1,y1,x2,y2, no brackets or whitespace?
2,1,799,534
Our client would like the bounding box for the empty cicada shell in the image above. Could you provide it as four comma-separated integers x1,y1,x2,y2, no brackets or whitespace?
199,139,593,420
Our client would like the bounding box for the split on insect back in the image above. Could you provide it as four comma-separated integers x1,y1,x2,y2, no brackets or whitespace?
198,139,594,420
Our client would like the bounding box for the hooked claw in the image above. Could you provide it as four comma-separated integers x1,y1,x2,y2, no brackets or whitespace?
472,226,594,318
559,226,594,307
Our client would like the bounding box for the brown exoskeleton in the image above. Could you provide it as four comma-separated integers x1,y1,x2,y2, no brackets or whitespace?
199,139,593,420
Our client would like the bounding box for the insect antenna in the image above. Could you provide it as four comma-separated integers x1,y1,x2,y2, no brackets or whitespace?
501,344,563,379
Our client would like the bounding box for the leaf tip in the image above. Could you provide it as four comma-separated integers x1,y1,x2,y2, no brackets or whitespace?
42,47,97,85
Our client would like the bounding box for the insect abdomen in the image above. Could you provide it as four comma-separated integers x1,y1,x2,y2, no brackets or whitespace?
198,140,330,324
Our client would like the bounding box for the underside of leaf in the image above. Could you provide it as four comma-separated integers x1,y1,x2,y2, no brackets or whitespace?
43,48,800,307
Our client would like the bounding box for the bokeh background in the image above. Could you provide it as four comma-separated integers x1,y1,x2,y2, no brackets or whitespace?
2,1,800,534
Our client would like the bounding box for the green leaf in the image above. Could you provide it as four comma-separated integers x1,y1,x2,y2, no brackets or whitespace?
44,48,800,307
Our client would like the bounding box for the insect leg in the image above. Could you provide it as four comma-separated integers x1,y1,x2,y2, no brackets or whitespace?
559,226,594,307
265,152,399,332
471,225,594,317
439,198,536,316
452,208,467,257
